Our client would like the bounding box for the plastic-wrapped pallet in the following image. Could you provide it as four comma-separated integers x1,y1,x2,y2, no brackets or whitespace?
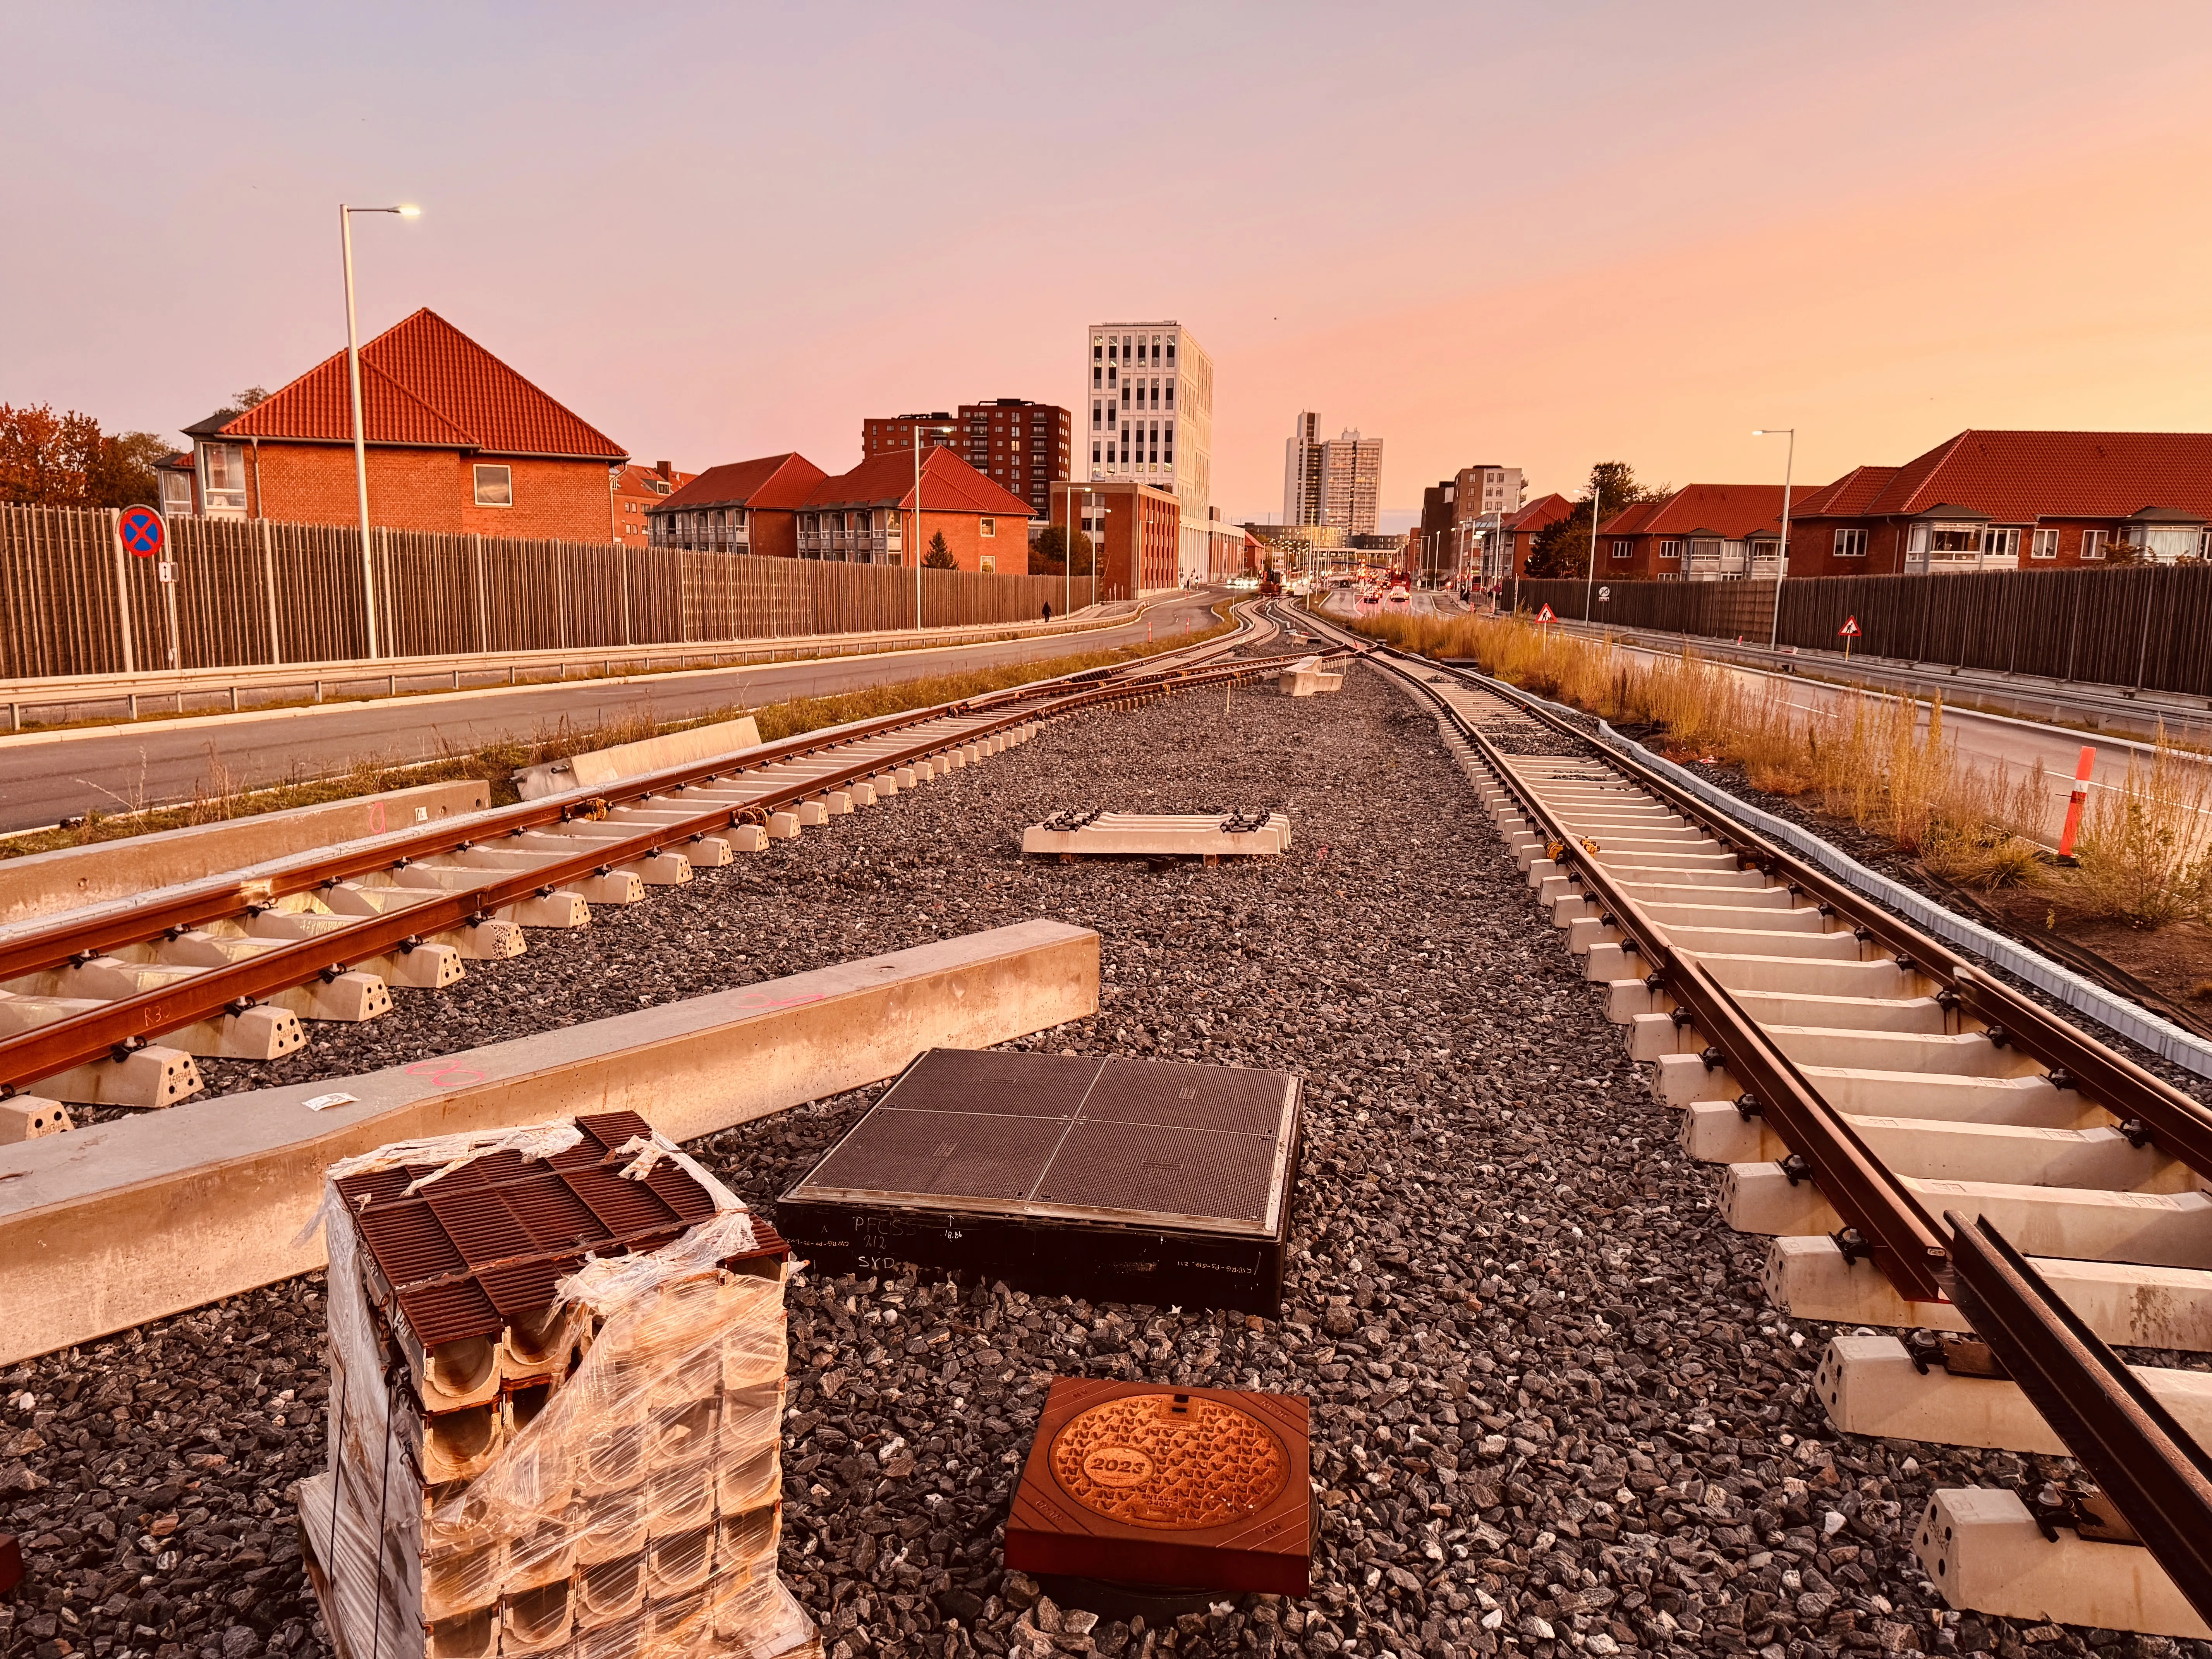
294,1111,817,1659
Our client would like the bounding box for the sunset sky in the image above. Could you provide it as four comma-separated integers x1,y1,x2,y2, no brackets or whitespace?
7,2,2212,528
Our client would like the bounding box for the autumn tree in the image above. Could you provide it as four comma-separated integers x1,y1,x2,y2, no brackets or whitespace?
1525,460,1667,580
1030,526,1094,575
0,404,165,509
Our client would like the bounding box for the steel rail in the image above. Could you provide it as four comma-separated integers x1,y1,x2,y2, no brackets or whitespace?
2,609,1324,1095
1946,1210,2212,1627
1301,601,2212,1604
0,604,1276,986
1340,634,1954,1300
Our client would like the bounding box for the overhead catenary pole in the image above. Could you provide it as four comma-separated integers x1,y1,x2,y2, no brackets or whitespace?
913,424,923,631
1581,472,1605,623
1755,428,1796,650
338,201,419,661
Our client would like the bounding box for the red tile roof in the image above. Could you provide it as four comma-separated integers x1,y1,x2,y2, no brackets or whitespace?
1608,483,1800,539
222,309,625,460
1856,430,2212,521
1787,465,1899,520
1595,500,1664,538
1505,493,1574,532
655,453,827,514
804,448,1036,516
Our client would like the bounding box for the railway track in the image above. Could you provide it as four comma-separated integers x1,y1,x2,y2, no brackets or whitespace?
1298,604,2212,1638
0,601,1332,1124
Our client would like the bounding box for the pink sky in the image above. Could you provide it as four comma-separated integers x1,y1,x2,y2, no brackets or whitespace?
7,3,2211,527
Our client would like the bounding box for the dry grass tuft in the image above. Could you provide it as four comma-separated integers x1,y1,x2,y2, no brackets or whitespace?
2069,732,2212,926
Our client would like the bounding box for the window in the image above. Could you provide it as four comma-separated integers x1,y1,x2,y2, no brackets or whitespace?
2031,528,2059,560
1166,340,1175,362
1093,340,1103,360
980,518,995,538
1834,528,1868,558
980,555,996,574
1092,443,1101,464
1927,522,1982,554
474,464,513,507
162,470,194,516
199,442,247,514
1611,539,1632,560
1984,527,2021,562
1165,381,1175,408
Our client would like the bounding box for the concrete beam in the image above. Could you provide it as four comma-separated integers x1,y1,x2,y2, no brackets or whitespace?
1816,1334,2212,1455
0,781,489,928
1764,1233,2212,1349
1913,1489,2209,1640
512,715,762,800
0,918,1100,1364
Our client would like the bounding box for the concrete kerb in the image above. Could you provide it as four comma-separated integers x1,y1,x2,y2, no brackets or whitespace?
0,918,1101,1365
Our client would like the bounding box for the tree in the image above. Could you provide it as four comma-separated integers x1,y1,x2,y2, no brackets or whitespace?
1524,460,1667,580
233,386,270,409
0,404,164,509
1030,526,1094,576
923,531,957,569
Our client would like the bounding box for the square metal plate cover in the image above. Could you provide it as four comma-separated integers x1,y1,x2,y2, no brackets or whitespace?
1006,1379,1311,1596
775,1049,1303,1316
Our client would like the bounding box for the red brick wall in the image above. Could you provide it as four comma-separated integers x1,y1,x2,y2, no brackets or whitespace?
752,509,800,561
240,442,616,540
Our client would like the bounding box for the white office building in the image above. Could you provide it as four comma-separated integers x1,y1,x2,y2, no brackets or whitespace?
1084,320,1214,579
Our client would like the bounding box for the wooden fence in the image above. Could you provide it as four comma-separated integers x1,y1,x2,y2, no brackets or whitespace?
0,506,1087,680
1507,566,2212,698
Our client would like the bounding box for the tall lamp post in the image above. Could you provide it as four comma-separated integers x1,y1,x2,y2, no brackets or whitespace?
1581,473,1606,624
340,201,419,660
1753,428,1796,650
911,425,924,630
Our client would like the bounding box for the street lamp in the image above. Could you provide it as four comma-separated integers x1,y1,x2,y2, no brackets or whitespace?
1581,472,1606,624
1753,428,1796,650
340,202,420,660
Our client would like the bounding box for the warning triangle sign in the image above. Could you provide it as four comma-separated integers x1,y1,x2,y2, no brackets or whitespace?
1839,615,1861,637
1535,604,1558,623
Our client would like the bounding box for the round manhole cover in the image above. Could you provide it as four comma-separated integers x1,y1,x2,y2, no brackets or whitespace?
1048,1392,1288,1530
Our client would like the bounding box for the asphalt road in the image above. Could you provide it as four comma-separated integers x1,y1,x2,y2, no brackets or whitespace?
0,592,1224,832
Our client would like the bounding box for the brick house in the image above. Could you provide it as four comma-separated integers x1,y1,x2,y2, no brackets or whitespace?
1594,483,1797,580
613,461,696,549
1496,493,1573,580
648,454,828,560
1051,480,1182,599
1781,431,2212,577
183,309,627,540
797,449,1035,572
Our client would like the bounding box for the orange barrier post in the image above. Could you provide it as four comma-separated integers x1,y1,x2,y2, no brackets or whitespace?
2057,745,2096,858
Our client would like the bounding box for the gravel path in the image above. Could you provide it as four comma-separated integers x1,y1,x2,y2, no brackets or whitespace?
5,659,2193,1659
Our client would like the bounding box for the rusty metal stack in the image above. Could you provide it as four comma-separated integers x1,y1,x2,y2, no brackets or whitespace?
296,1111,817,1659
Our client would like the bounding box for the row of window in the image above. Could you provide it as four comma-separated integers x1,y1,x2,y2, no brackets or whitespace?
1093,334,1174,365
1597,525,2208,563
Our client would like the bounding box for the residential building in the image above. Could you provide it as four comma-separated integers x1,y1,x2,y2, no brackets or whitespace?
1084,320,1215,576
647,454,828,559
1781,431,2212,578
1282,414,1384,537
1051,479,1180,599
612,461,695,547
1410,463,1524,584
1593,484,1800,580
864,401,1073,524
1495,494,1575,581
1414,478,1456,582
182,309,626,539
798,449,1034,572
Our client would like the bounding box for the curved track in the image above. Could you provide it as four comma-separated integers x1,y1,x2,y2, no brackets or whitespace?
1300,601,2212,1637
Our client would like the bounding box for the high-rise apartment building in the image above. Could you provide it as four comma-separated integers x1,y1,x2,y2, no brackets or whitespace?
1281,414,1384,536
1084,320,1214,578
861,402,1072,523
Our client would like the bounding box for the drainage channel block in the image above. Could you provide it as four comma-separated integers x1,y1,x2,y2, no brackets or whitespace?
778,1047,1304,1316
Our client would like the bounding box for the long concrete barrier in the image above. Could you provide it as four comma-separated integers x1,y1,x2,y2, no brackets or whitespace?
0,780,490,926
0,918,1099,1363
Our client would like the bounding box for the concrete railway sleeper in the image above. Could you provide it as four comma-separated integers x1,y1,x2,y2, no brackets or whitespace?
1295,603,2212,1640
0,601,1336,1125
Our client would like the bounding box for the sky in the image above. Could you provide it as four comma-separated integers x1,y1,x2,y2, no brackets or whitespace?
7,2,2212,527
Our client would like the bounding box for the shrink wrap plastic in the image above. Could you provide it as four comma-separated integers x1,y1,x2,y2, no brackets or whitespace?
298,1119,817,1659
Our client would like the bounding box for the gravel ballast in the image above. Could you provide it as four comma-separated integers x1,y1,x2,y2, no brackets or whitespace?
3,656,2190,1659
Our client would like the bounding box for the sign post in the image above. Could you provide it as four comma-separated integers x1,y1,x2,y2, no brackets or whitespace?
1838,613,1861,661
1535,601,1557,650
117,505,175,674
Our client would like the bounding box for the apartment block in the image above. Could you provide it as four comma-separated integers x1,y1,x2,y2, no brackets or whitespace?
1283,414,1386,538
1085,320,1214,579
863,400,1072,524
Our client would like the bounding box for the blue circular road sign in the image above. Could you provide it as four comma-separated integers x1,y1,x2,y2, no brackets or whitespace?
119,505,167,557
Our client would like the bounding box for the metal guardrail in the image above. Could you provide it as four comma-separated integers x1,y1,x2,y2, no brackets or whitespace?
0,598,1175,728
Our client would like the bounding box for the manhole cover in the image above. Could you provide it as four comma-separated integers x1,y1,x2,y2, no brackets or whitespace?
1050,1393,1288,1530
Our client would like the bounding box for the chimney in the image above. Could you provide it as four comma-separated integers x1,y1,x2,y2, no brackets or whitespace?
655,460,673,481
